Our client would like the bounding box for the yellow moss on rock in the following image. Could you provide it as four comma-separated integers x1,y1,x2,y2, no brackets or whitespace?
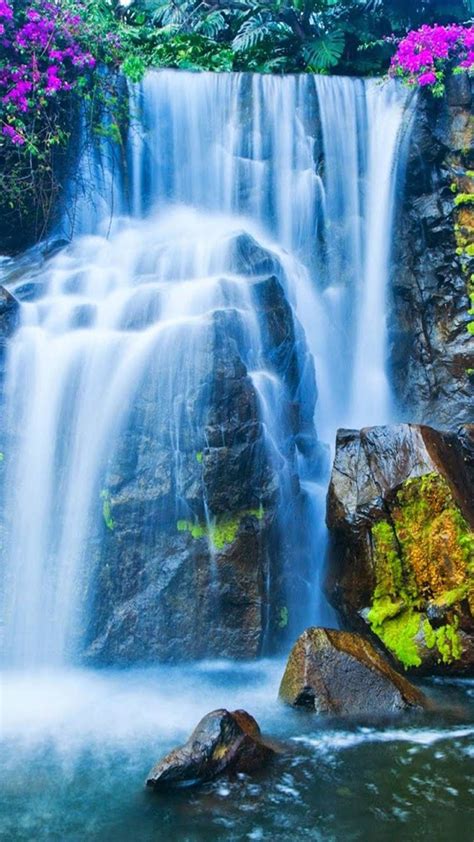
368,473,473,669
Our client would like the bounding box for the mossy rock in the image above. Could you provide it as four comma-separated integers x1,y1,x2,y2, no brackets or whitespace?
368,473,473,671
326,424,474,676
279,627,426,715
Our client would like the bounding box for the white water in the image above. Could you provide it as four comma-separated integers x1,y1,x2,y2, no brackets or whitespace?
0,71,413,668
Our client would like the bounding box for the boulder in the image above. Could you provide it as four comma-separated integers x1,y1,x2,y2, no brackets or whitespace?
146,708,275,790
279,627,426,714
326,424,474,674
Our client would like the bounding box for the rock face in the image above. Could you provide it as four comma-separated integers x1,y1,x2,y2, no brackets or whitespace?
279,627,426,714
326,424,474,674
84,236,319,663
0,286,19,384
390,75,474,428
146,708,275,789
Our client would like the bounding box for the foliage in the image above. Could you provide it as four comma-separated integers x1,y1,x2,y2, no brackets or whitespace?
0,0,125,244
367,473,473,669
2,0,474,248
390,23,474,96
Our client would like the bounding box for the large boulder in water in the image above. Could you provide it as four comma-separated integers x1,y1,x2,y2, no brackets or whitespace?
326,424,474,674
146,708,275,790
279,627,426,714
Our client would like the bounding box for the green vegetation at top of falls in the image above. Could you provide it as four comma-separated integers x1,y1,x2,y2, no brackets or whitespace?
367,473,474,669
177,506,264,551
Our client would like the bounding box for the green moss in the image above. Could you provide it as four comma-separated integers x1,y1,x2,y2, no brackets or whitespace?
434,584,468,608
278,606,289,629
468,322,474,335
100,489,114,531
195,451,203,464
434,620,463,664
177,506,265,550
0,452,4,462
454,193,474,207
367,473,472,669
423,619,436,649
368,608,422,669
177,519,206,539
208,516,241,550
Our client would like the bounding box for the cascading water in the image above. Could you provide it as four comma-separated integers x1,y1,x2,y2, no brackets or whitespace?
0,71,413,668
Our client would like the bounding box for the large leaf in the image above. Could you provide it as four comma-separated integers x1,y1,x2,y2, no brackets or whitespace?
197,10,226,37
304,28,345,69
232,13,292,52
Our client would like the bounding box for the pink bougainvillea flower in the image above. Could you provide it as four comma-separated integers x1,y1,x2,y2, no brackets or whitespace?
391,24,474,94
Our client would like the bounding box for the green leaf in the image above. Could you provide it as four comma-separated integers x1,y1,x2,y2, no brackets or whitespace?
304,28,345,69
232,13,292,52
197,11,226,37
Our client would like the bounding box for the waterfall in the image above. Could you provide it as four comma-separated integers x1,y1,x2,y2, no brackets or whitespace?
0,72,413,668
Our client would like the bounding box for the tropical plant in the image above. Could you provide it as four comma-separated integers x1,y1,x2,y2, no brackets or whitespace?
390,23,474,96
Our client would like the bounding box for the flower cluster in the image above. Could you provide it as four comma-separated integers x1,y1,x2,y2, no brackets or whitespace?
0,1,103,147
390,24,474,96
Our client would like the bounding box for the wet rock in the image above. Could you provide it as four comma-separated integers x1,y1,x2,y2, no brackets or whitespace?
390,80,474,428
84,245,319,663
0,286,19,340
279,627,426,714
326,424,474,674
146,709,275,789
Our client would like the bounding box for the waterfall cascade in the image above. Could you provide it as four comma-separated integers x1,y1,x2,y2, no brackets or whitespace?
0,72,413,668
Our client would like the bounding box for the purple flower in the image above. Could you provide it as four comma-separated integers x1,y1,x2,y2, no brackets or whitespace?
2,124,25,145
418,71,437,87
0,1,13,20
390,24,474,93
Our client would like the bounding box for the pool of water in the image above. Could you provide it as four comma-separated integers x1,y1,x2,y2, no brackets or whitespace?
1,661,473,841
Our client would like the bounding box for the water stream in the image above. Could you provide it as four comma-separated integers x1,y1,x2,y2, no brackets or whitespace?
1,72,460,842
1,72,413,666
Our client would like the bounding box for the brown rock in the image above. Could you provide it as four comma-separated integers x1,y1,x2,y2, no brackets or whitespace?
279,627,427,714
146,708,275,790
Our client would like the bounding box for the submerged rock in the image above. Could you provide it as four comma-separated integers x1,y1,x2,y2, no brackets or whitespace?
279,627,426,714
326,424,474,674
146,708,275,790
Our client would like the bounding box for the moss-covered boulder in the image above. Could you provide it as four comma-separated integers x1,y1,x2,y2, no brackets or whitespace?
326,424,474,674
146,708,275,790
279,627,426,714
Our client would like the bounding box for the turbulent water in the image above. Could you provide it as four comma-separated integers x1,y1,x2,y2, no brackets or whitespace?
3,72,461,842
1,663,473,840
